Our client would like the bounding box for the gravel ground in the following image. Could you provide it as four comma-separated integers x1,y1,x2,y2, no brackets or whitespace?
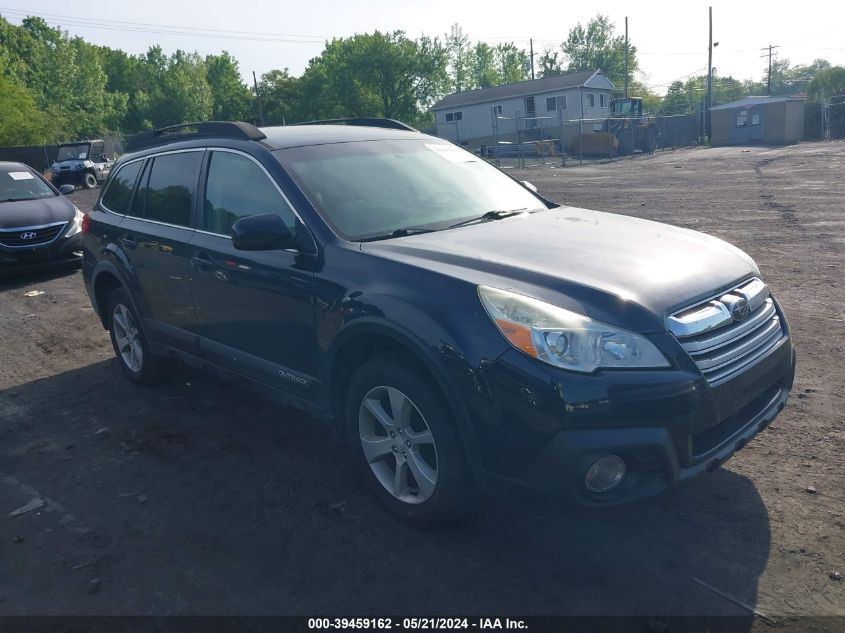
0,141,842,628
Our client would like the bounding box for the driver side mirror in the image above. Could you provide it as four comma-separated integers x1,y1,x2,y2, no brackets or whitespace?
58,184,75,195
231,213,293,251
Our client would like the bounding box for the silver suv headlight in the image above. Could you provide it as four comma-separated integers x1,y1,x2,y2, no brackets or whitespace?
478,286,669,373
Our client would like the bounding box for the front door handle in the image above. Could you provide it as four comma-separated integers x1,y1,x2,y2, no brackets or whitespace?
191,253,213,272
120,235,137,251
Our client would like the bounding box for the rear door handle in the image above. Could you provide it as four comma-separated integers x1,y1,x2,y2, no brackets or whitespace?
191,253,213,272
120,235,137,251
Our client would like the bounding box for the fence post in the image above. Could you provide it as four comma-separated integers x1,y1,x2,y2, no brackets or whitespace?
517,111,524,169
558,108,566,167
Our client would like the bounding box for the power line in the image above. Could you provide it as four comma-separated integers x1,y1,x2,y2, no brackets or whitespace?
0,7,329,43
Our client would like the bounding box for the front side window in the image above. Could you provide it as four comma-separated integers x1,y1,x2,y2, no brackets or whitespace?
203,151,296,235
275,140,547,241
0,167,55,203
101,160,143,214
136,152,202,227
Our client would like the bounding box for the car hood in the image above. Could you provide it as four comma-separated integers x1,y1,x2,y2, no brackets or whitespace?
361,206,759,331
0,195,76,229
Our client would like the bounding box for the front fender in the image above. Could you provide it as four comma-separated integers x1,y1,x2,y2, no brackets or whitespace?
323,302,498,477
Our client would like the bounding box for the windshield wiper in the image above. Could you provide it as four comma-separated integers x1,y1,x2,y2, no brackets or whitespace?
0,198,34,203
448,208,528,229
359,227,438,242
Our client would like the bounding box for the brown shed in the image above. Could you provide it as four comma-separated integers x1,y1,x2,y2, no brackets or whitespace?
709,96,806,146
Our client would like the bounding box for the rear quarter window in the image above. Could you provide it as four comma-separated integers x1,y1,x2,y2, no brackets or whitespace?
100,160,143,214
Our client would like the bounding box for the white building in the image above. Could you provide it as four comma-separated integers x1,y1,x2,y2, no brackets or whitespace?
431,69,614,149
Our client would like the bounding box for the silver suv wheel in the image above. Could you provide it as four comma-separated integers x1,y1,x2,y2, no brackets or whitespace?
358,385,439,504
112,303,143,373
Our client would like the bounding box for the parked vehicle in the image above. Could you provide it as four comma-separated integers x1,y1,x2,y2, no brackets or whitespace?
81,121,795,524
0,162,84,276
50,140,114,190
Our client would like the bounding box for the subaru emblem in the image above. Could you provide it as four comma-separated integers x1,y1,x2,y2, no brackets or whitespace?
730,297,751,321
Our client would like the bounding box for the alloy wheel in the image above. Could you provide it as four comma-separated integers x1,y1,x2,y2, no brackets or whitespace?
112,303,143,373
358,385,439,504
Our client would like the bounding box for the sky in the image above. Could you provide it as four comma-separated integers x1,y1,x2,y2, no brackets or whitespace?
2,0,843,95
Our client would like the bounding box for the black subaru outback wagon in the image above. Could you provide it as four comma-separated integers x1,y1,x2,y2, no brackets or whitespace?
82,120,795,523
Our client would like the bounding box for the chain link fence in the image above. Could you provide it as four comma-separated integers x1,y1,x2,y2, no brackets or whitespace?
0,135,126,173
474,108,701,169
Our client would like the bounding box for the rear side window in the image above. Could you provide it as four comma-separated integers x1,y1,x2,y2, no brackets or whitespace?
135,152,202,227
202,151,296,235
101,160,142,214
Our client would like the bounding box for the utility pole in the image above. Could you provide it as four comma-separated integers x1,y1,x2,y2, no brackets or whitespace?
706,6,713,140
761,45,780,95
529,38,535,80
252,71,265,126
624,17,629,98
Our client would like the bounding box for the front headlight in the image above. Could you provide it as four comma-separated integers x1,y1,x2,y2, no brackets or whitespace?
66,209,84,236
478,286,669,373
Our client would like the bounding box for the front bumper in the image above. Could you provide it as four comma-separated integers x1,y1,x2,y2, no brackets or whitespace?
468,323,795,506
0,234,83,277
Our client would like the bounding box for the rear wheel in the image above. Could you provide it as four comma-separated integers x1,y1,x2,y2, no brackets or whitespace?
345,353,475,525
616,129,634,155
83,172,98,189
639,126,658,153
107,288,168,385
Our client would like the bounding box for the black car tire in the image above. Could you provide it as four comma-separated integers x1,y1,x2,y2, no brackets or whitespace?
83,172,98,189
107,288,169,385
640,126,658,153
345,352,475,525
617,129,634,156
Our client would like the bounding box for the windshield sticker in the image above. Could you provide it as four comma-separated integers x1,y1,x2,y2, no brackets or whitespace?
78,153,87,159
426,144,478,163
8,171,34,181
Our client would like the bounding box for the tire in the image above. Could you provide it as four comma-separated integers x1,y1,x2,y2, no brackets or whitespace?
639,126,658,153
83,172,98,189
616,129,634,155
107,287,169,385
345,352,475,525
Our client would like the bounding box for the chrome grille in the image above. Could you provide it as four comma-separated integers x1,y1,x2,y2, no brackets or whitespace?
668,278,786,386
0,222,66,248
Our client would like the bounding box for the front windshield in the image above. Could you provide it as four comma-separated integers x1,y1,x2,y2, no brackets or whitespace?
275,139,547,240
0,168,56,203
56,143,90,161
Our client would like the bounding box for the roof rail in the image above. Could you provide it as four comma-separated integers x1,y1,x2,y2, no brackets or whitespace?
126,121,267,152
291,118,419,132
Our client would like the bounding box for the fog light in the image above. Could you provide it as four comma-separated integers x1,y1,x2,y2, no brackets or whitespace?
584,455,627,493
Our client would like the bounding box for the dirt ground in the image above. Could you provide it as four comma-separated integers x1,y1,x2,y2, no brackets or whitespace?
0,141,842,627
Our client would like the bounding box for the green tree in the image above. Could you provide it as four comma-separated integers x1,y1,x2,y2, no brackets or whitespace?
206,51,252,120
0,65,58,144
469,42,498,88
661,80,689,115
561,14,636,89
538,49,563,78
808,66,845,99
153,50,213,125
300,31,448,121
445,24,472,93
258,68,302,124
495,43,528,84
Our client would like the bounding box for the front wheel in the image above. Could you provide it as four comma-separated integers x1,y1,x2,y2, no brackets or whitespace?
83,172,98,189
639,126,658,153
345,353,475,525
107,288,169,385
